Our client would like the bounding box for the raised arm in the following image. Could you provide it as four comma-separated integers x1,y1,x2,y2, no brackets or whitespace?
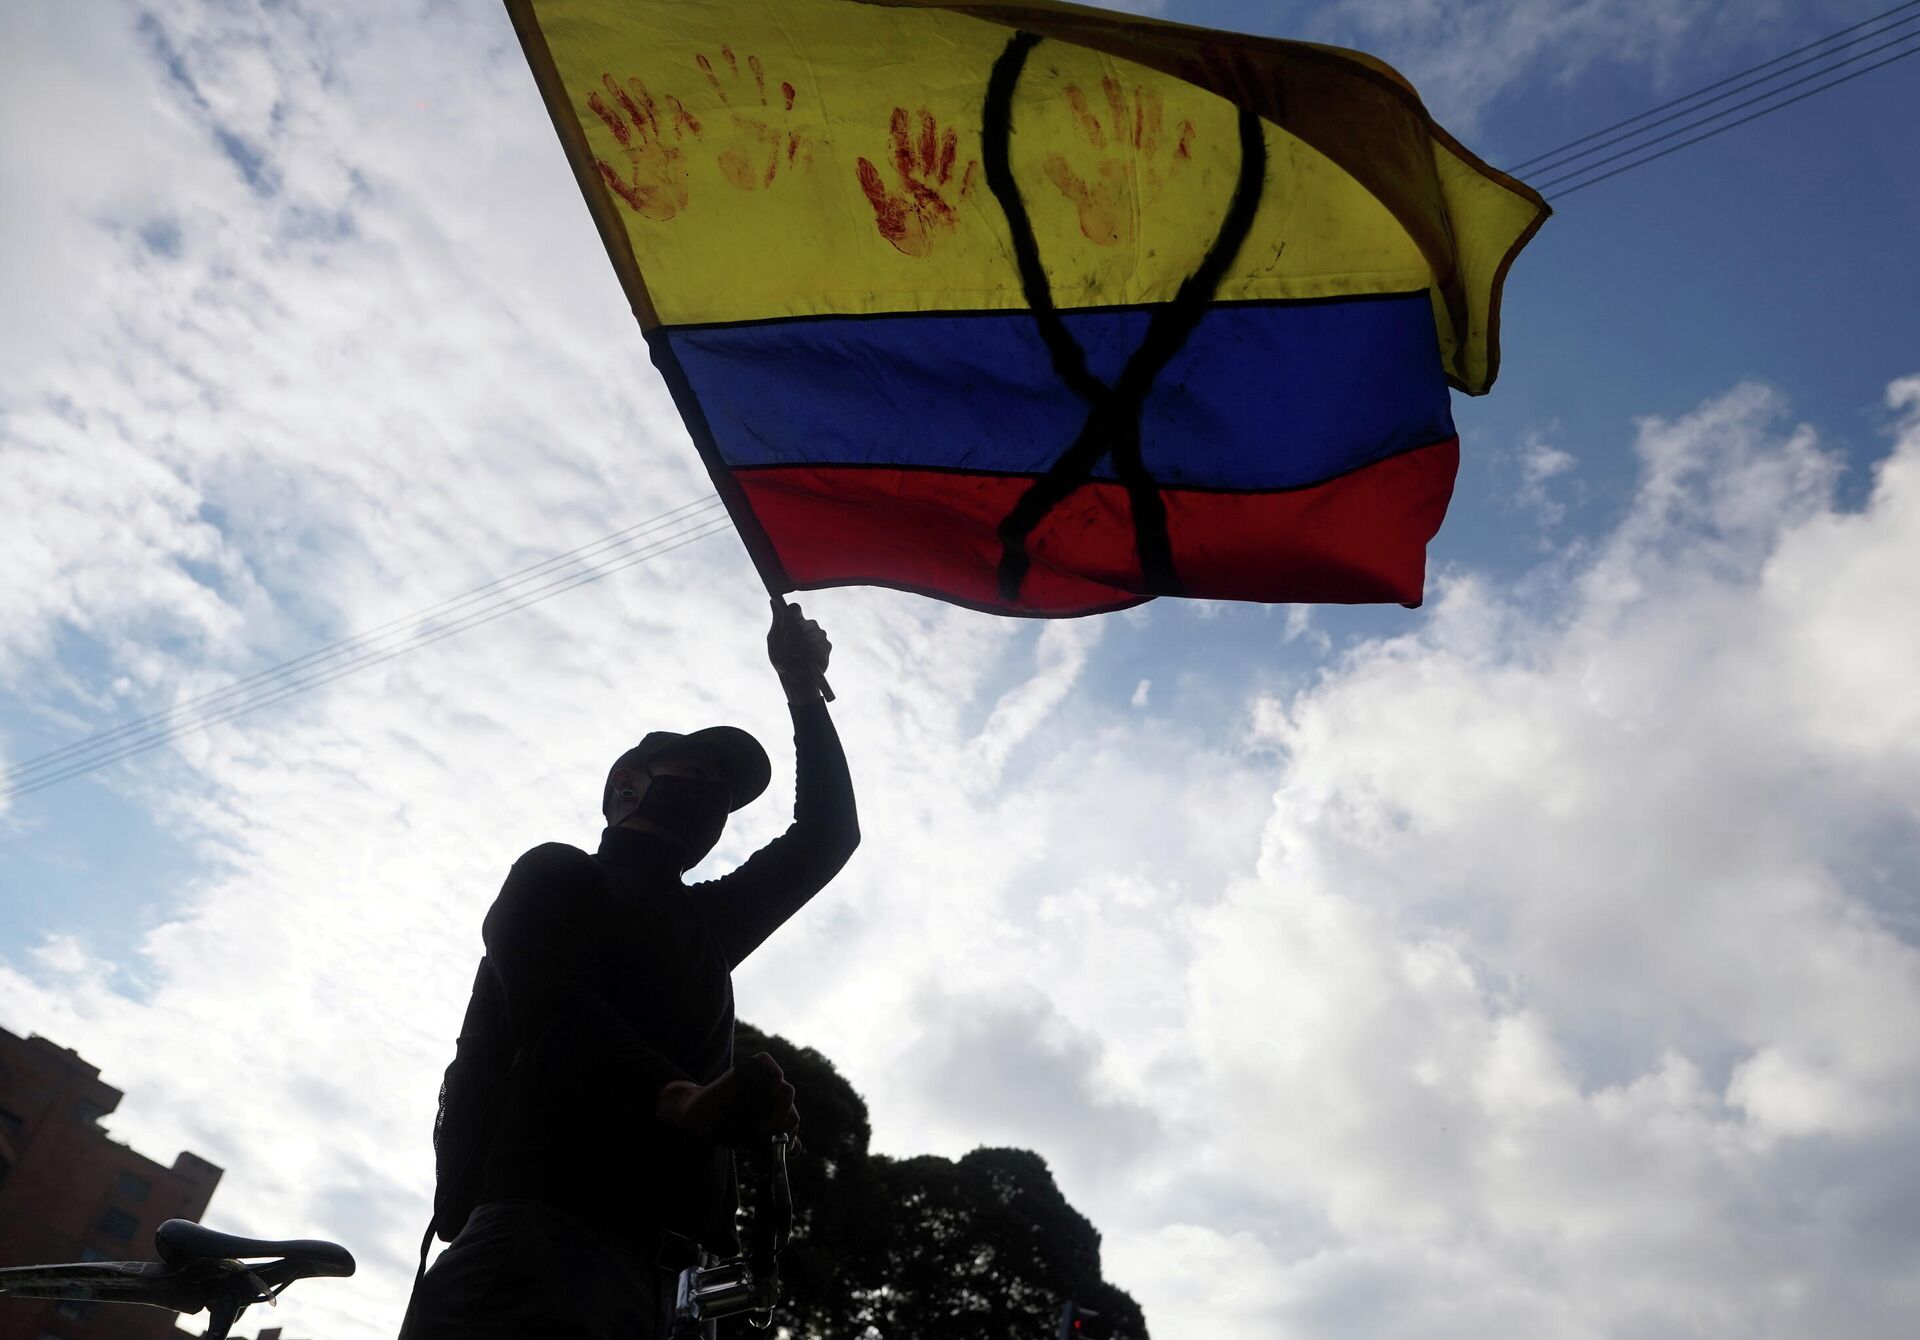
695,603,860,967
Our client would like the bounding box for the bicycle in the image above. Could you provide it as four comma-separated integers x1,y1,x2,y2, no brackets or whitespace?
0,1130,794,1339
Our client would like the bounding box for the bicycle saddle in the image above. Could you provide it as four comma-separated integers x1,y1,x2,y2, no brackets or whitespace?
154,1221,355,1276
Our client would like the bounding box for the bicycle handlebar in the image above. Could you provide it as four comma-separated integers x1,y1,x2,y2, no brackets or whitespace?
673,1131,793,1336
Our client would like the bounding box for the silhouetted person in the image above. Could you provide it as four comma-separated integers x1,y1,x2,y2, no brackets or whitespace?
401,603,857,1339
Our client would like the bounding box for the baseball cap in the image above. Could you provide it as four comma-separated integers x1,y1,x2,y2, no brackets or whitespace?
604,726,771,814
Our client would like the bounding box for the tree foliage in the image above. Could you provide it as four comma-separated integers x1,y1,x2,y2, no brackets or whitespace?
727,1022,1147,1340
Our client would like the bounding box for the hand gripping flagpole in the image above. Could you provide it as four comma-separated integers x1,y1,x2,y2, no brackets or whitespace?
771,595,835,703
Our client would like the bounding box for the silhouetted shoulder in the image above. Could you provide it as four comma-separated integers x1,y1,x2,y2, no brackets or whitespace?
500,842,602,899
512,840,595,872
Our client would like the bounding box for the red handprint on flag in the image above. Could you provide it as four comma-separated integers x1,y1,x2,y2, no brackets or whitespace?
588,74,702,221
1043,78,1196,247
856,108,979,258
694,46,810,190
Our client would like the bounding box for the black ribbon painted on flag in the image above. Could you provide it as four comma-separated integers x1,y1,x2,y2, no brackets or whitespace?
980,31,1269,602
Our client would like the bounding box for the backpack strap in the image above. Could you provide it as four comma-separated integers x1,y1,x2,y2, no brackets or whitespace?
415,1220,435,1292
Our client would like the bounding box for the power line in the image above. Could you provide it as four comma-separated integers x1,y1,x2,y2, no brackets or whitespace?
1534,27,1920,193
1513,7,1920,197
1520,7,1920,179
2,505,734,803
4,511,735,801
1541,39,1920,198
1507,0,1920,173
3,493,725,788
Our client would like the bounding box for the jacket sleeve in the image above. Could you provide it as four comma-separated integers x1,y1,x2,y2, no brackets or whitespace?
694,698,860,969
483,843,690,1114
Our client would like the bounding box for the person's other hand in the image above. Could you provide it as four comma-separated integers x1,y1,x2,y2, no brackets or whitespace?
767,600,831,698
657,1051,799,1148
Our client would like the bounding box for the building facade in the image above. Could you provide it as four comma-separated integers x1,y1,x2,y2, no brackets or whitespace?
0,1025,223,1340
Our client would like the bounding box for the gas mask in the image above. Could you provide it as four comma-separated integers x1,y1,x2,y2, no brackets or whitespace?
616,769,731,870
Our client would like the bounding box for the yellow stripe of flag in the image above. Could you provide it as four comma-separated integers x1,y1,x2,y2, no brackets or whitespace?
512,0,1546,393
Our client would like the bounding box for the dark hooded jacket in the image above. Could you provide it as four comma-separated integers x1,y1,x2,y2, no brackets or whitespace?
475,698,857,1250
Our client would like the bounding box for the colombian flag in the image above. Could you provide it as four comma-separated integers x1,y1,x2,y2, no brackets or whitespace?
508,0,1548,615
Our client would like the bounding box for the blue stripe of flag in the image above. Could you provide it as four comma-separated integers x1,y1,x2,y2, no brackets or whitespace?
664,292,1454,492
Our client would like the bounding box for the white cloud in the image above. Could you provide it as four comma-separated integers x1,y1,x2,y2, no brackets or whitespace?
1169,379,1920,1336
1514,432,1579,530
1281,602,1324,650
1309,0,1795,131
965,618,1105,787
28,933,96,979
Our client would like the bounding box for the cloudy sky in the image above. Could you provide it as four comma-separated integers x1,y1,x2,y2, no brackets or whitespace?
4,1,1919,1337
